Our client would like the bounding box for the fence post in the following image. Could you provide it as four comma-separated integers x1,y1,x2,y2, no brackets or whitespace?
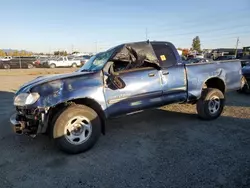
19,56,21,69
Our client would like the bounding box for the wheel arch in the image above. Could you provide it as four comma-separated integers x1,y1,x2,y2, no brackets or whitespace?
202,77,226,94
47,97,106,135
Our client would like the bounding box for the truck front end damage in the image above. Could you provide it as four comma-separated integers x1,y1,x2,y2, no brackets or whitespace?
10,106,50,136
10,71,105,138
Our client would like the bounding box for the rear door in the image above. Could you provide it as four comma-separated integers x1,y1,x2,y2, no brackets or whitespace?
151,43,187,104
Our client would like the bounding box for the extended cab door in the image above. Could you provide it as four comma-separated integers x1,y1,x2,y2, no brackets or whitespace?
151,42,187,104
63,57,70,67
103,66,163,117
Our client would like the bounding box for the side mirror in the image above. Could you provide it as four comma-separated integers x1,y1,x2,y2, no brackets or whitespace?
107,74,125,89
112,75,125,89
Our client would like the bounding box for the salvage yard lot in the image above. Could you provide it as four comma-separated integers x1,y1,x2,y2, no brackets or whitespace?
0,69,250,188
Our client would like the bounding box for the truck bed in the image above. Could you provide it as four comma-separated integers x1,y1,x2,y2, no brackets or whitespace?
185,60,242,100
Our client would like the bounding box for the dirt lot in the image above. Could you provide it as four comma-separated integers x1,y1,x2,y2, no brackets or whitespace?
0,70,250,188
0,68,77,76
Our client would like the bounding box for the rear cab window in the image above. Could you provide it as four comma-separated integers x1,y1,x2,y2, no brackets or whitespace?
151,43,177,68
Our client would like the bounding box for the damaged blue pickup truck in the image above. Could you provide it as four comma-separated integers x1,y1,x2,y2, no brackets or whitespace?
11,41,242,154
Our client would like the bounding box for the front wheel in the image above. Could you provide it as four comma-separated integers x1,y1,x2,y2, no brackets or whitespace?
196,88,225,120
27,64,34,69
3,64,10,69
52,104,101,154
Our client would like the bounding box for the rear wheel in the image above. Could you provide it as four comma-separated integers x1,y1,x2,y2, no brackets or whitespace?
196,88,225,120
50,63,56,68
72,63,77,68
52,104,101,154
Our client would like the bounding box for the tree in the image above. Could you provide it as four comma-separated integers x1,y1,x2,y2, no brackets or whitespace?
63,51,67,56
12,50,20,57
192,36,201,52
0,50,6,57
54,51,68,56
54,51,59,56
182,48,189,56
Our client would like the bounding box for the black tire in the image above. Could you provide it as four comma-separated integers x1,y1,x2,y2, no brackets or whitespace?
196,88,225,120
3,64,10,69
72,63,77,68
52,104,101,154
50,63,56,68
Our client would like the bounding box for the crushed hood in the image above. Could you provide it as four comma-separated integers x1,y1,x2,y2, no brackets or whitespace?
16,71,95,94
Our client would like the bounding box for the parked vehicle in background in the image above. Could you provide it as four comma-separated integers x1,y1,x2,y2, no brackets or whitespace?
46,56,81,68
185,58,210,64
238,64,250,94
210,48,241,60
196,54,204,58
0,56,37,69
32,56,49,67
10,41,242,154
240,57,250,67
243,46,250,56
78,55,92,66
0,56,12,61
214,55,236,61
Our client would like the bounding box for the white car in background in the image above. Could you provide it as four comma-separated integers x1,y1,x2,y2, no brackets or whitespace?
196,54,204,58
47,56,81,68
0,56,12,61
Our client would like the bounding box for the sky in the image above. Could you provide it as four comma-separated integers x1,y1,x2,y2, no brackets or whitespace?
0,0,249,53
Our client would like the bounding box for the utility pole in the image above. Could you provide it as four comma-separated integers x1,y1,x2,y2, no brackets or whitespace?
71,44,74,53
235,37,239,57
145,28,148,41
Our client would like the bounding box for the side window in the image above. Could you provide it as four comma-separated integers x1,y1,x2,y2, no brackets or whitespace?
152,44,177,67
111,60,155,73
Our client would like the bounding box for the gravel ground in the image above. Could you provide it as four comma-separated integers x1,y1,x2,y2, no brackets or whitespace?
0,74,250,188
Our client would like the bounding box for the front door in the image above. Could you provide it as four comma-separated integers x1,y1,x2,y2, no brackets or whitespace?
104,67,163,117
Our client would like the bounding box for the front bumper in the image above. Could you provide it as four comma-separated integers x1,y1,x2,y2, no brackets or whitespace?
10,113,26,134
10,107,49,136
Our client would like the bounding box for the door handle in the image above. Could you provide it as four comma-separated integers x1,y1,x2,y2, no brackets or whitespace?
162,71,169,75
148,72,155,77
